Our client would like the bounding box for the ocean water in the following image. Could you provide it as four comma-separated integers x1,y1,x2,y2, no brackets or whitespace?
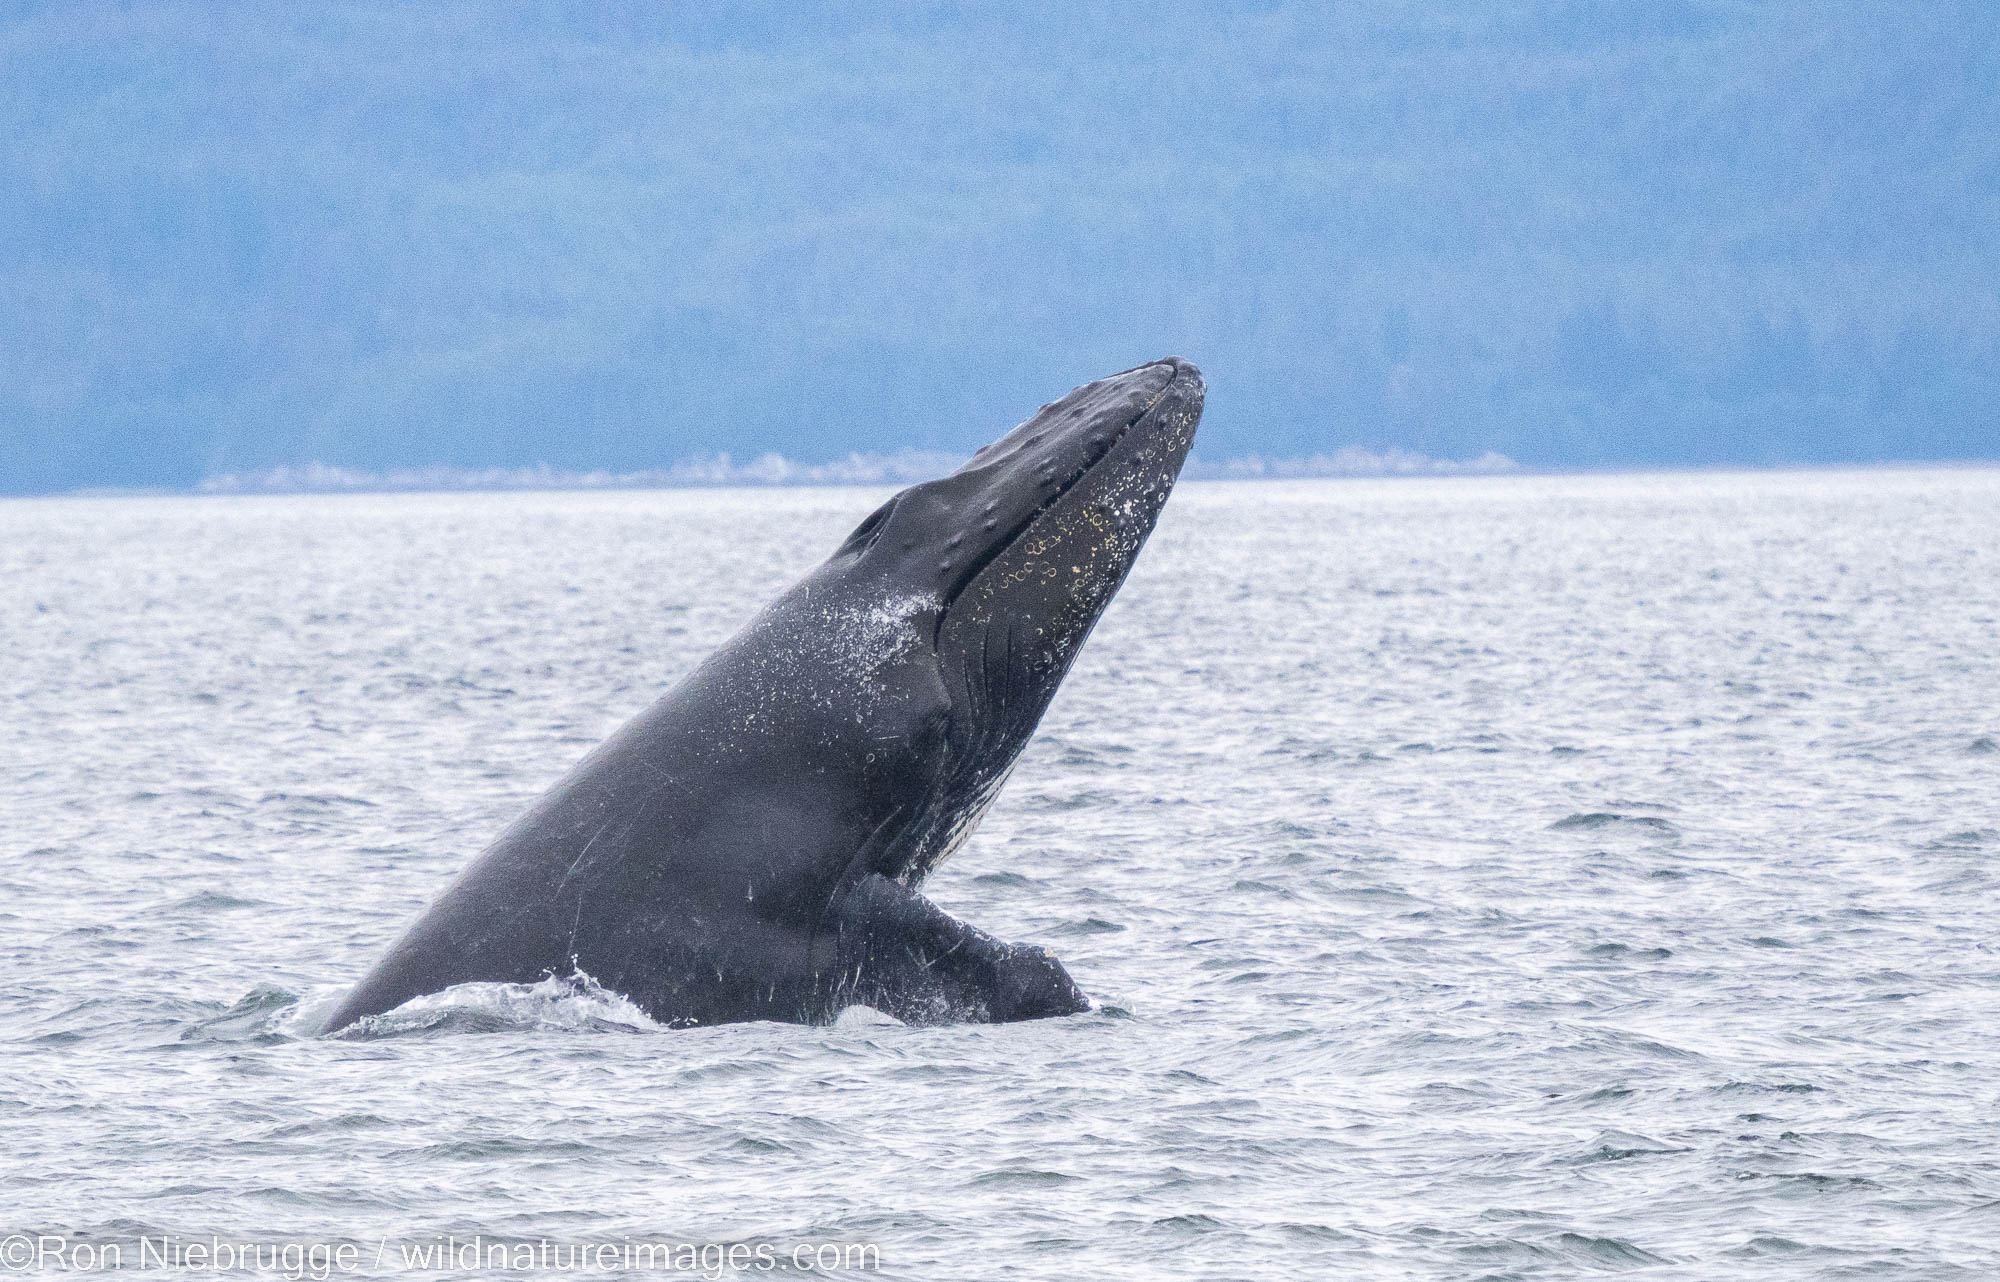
3,469,1998,1280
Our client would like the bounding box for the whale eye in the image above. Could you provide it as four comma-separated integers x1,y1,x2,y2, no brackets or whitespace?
837,496,898,557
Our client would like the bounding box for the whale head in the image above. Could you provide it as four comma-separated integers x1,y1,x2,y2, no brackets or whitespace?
812,357,1205,881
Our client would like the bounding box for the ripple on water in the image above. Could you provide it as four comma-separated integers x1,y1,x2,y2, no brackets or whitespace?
1047,917,1126,936
1567,1130,1692,1164
6,474,2000,1279
1548,811,1683,836
165,890,269,914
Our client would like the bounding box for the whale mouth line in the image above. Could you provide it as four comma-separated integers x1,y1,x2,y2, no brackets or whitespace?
938,375,1176,618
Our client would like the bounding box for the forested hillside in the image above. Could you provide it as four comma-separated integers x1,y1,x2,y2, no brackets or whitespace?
4,2,1995,493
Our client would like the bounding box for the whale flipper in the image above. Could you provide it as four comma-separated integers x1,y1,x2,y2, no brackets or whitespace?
830,873,1089,1024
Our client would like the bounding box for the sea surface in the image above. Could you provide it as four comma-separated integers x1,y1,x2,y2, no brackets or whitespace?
4,470,1999,1280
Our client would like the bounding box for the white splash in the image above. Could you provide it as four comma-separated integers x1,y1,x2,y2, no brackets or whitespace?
327,972,663,1037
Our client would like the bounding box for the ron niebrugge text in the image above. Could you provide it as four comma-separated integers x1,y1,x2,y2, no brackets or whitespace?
2,1234,881,1277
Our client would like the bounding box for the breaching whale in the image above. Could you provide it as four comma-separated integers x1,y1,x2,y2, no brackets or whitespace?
323,357,1205,1032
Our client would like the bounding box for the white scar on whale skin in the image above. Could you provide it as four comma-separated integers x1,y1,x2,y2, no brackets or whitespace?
805,591,940,714
828,592,937,675
724,590,939,732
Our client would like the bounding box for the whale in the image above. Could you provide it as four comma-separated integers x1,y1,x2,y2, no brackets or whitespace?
323,357,1205,1032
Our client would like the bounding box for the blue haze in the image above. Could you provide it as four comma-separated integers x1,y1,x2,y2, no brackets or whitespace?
3,1,1997,495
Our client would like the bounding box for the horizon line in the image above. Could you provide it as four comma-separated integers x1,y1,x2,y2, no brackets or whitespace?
190,447,1525,495
20,451,2000,501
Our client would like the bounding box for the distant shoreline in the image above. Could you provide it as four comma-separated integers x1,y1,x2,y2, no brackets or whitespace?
23,454,2000,501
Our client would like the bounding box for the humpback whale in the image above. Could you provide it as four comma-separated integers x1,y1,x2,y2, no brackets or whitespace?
324,357,1205,1032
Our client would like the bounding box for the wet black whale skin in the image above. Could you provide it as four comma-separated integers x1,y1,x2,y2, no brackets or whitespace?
324,358,1205,1033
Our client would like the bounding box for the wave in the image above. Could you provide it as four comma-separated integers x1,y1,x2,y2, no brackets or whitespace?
193,448,1517,495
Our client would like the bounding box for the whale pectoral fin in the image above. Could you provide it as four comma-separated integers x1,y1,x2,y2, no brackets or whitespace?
832,873,1089,1025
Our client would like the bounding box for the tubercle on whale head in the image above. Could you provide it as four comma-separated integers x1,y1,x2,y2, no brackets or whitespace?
833,357,1205,611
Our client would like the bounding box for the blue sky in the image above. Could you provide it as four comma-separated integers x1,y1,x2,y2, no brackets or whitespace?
3,1,1997,494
